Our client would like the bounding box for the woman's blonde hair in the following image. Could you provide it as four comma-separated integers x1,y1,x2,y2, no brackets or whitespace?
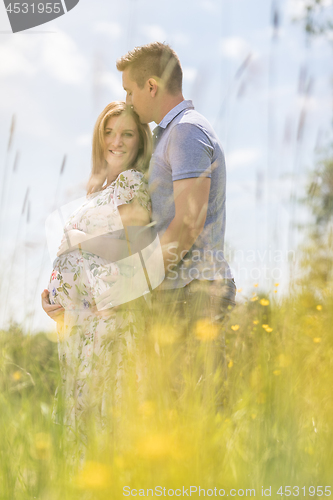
87,101,152,194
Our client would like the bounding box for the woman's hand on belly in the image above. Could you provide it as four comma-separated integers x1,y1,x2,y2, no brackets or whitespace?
41,289,64,322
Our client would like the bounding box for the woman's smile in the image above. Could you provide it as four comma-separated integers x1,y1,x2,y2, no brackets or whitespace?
103,113,140,180
109,150,126,155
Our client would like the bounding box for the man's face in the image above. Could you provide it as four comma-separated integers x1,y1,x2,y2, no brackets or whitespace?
122,69,154,124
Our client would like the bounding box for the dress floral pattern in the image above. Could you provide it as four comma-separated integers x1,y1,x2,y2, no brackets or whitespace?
47,169,150,445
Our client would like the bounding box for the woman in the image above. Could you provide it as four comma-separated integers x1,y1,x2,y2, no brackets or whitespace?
42,101,152,448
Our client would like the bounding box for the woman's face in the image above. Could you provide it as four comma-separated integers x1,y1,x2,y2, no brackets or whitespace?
103,113,140,173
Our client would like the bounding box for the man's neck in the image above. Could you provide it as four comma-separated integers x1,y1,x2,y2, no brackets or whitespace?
154,94,185,124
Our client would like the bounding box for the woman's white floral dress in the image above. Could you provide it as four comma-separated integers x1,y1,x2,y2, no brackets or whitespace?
47,169,150,444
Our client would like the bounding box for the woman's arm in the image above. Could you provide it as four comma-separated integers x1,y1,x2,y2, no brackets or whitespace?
57,200,151,261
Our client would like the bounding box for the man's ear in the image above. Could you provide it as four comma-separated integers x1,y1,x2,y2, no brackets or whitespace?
147,78,158,97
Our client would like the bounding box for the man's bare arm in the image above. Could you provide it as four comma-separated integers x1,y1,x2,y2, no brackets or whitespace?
159,176,211,273
117,197,151,227
57,199,151,260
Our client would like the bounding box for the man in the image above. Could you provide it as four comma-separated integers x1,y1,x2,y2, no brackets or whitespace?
117,42,236,399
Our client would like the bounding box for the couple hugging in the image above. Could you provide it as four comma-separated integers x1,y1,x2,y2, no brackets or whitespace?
42,41,236,437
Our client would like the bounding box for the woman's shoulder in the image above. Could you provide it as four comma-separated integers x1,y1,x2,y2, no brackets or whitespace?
114,169,148,193
114,169,150,208
115,169,146,186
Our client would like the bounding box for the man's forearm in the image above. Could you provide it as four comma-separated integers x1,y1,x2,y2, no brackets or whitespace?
59,233,130,262
80,236,129,262
159,177,210,274
159,217,203,274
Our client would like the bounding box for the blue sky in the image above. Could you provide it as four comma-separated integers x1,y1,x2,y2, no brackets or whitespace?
0,0,332,331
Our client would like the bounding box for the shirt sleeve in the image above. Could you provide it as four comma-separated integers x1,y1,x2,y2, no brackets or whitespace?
167,122,214,181
114,169,151,212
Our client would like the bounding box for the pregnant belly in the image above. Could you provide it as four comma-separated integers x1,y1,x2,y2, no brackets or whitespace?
48,250,120,310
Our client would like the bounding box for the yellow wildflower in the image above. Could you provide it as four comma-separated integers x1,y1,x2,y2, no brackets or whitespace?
195,319,219,341
136,433,180,461
277,354,291,368
262,324,269,329
74,461,112,490
250,366,262,389
151,324,177,345
251,413,257,420
250,296,258,302
114,456,125,469
273,370,281,376
259,298,270,306
34,433,52,460
168,409,178,421
313,337,321,343
228,360,233,368
231,324,240,331
12,371,21,381
316,305,322,311
274,283,279,287
215,413,223,424
237,288,243,293
112,406,122,418
265,327,273,333
257,392,266,404
253,320,259,325
138,401,155,417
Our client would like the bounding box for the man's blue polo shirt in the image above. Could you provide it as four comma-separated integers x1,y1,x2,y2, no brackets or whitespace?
148,99,233,289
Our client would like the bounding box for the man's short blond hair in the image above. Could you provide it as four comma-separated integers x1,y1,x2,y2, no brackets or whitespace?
116,42,183,95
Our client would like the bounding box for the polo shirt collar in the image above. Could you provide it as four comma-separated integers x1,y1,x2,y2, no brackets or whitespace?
158,99,194,129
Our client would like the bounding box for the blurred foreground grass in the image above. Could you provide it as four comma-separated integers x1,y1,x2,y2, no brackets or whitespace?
1,284,333,500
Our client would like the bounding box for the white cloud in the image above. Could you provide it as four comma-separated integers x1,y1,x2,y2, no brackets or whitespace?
0,30,88,85
200,0,217,13
95,71,124,99
140,25,167,41
0,80,52,137
0,44,35,77
249,83,295,106
286,0,333,19
92,22,122,39
227,148,262,169
285,0,307,18
76,134,91,147
183,67,198,83
170,33,190,46
0,37,38,77
41,31,88,85
219,36,251,60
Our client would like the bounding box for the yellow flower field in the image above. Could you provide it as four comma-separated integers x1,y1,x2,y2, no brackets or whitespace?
0,284,332,499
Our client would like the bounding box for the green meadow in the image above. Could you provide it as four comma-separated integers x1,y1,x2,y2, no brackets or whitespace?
1,278,332,499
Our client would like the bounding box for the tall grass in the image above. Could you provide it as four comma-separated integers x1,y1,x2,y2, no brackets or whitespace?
0,280,332,499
